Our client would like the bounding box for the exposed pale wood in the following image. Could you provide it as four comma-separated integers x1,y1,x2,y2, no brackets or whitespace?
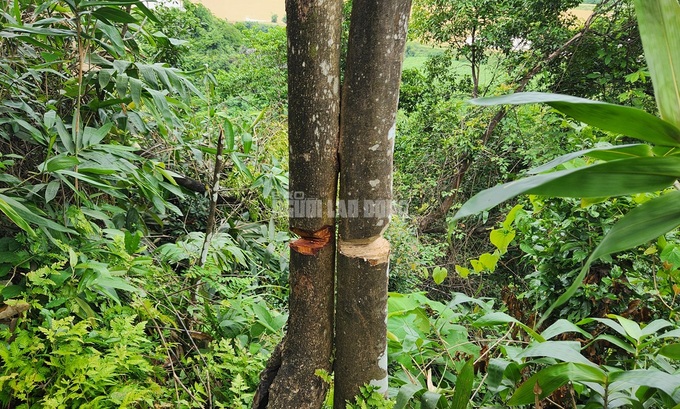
334,0,412,405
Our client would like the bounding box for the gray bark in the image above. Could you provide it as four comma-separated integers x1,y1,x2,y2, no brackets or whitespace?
334,0,412,406
255,1,342,408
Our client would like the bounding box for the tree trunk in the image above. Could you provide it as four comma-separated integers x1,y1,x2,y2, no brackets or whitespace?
334,0,412,406
254,1,342,408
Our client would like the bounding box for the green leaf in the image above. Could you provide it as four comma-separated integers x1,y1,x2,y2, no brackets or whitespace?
640,319,673,337
490,229,514,253
453,157,680,221
421,391,445,409
590,190,680,262
528,144,652,174
516,341,596,366
45,180,60,204
609,369,680,401
395,384,422,409
432,266,448,284
449,358,474,409
591,334,636,354
224,117,235,151
455,265,470,278
478,252,500,271
658,343,680,360
91,6,138,24
541,319,592,340
81,122,113,147
634,0,680,128
0,197,36,237
0,193,73,233
473,312,544,342
242,132,253,154
44,154,79,172
507,363,607,406
612,315,642,342
95,20,125,57
472,92,680,146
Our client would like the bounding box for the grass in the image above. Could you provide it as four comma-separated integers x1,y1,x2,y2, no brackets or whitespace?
402,41,444,70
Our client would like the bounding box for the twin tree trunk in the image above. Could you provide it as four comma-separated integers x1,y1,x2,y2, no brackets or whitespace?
253,0,411,408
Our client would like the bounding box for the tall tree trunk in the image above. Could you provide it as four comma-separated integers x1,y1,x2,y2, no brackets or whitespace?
334,0,412,406
253,1,342,408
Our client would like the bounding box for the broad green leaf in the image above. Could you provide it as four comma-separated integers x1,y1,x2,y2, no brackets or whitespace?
634,0,680,128
490,229,515,253
421,391,445,409
486,358,511,393
470,259,484,273
591,334,636,354
95,20,125,57
502,204,523,228
395,384,422,409
507,363,607,406
516,341,596,366
45,180,60,204
660,329,680,339
581,317,627,338
454,157,680,221
454,265,470,278
449,358,474,409
81,122,113,147
91,6,138,24
659,343,680,360
432,266,448,284
447,292,489,310
640,319,673,337
612,315,643,342
472,92,680,146
473,312,544,342
478,252,499,271
43,154,79,172
609,369,680,401
242,132,253,154
541,319,592,340
590,190,680,261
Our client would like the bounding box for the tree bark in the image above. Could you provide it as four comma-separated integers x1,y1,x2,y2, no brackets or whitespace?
254,1,342,408
334,0,412,406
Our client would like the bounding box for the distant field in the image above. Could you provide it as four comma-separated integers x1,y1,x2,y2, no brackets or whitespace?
196,0,285,22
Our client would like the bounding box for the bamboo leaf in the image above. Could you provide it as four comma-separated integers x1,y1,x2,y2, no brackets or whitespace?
527,144,650,175
453,157,680,221
449,358,474,409
91,6,138,24
472,92,680,146
590,191,680,262
0,197,36,237
634,0,680,128
0,194,73,233
507,363,607,406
